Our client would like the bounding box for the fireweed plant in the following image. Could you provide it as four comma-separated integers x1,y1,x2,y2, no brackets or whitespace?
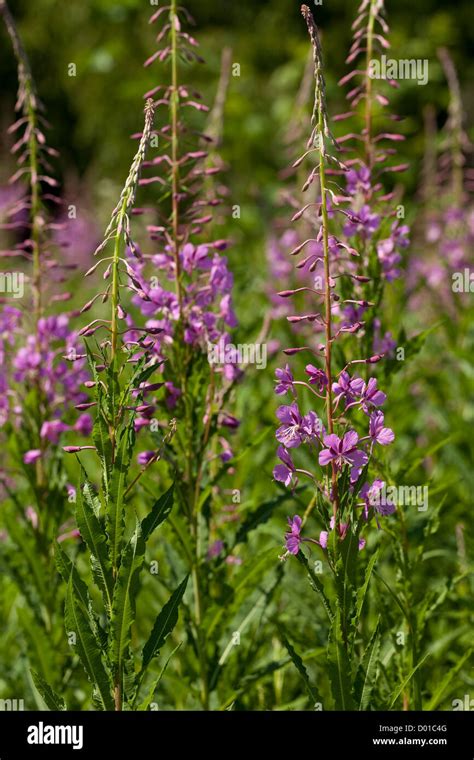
0,0,91,698
273,6,399,710
54,100,189,712
109,2,252,709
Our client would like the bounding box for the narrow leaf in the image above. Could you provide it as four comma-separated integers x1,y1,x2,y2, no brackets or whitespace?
141,575,188,674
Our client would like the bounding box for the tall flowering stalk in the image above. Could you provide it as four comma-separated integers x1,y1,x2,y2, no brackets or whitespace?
0,0,92,698
268,0,408,362
56,100,188,712
0,0,90,480
336,0,409,358
274,6,396,710
119,2,242,708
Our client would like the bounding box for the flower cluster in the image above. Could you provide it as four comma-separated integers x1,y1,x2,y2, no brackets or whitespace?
1,309,91,450
0,0,90,467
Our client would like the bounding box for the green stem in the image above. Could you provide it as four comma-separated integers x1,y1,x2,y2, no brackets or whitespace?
169,0,183,311
364,0,376,170
318,109,339,520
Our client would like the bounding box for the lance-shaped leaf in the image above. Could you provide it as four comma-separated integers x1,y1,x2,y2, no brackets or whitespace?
31,671,66,711
327,607,356,710
110,519,145,674
141,483,175,542
55,542,107,649
354,619,381,710
355,549,379,625
136,642,182,711
280,630,320,705
107,421,135,572
76,478,113,612
141,575,188,675
64,576,114,711
387,651,430,709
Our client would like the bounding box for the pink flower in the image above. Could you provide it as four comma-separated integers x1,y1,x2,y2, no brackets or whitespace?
273,446,296,487
360,378,386,414
23,449,41,464
74,413,93,436
25,506,38,529
369,411,394,446
40,419,69,444
319,431,368,481
285,515,303,555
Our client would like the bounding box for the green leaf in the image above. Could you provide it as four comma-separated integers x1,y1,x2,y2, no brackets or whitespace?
355,620,381,711
356,549,379,624
327,608,356,710
141,484,174,542
55,543,107,648
136,643,182,711
64,576,114,711
107,422,134,572
55,542,90,611
110,519,145,673
387,651,430,709
141,575,188,674
31,671,66,711
280,630,320,705
426,649,473,710
76,477,113,612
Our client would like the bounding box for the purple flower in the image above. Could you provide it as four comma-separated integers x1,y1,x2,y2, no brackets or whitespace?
285,515,303,555
373,318,396,356
219,437,233,463
377,223,409,281
369,411,394,446
137,450,156,466
165,381,181,410
332,371,364,405
219,413,240,429
273,446,296,487
275,402,305,448
40,419,69,444
319,430,368,481
74,413,93,436
360,479,396,518
360,377,386,413
305,364,328,392
346,165,372,195
23,449,42,464
344,204,380,239
207,539,224,560
275,365,294,395
181,243,210,273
